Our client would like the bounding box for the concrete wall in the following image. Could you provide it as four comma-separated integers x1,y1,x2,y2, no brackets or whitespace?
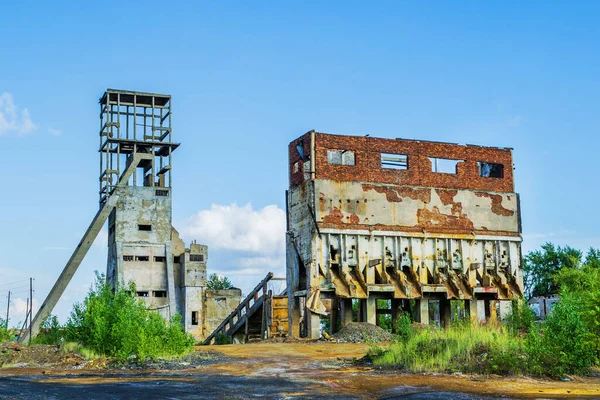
287,131,524,339
203,289,242,339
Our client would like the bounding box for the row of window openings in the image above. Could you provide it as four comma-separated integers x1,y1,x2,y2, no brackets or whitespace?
123,255,204,262
137,290,167,298
325,149,504,178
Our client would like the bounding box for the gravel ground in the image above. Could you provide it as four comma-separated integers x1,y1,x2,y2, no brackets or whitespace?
332,323,393,343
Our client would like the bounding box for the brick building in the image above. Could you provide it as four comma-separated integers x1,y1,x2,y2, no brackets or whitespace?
286,131,523,339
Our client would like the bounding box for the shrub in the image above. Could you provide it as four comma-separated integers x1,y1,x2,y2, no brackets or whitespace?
506,299,535,335
214,333,232,345
32,315,64,345
65,272,195,360
525,294,595,377
393,312,412,342
0,318,11,342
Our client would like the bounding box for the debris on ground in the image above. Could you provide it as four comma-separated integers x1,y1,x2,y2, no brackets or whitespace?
115,350,227,370
0,342,225,371
331,322,393,343
0,343,86,368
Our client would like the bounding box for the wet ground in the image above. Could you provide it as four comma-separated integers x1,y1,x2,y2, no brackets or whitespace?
2,342,599,399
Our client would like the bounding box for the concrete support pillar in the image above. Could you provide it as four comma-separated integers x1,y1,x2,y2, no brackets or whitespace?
477,300,486,323
330,297,339,333
440,299,451,328
366,298,377,325
340,298,353,327
289,299,301,337
359,299,366,322
489,300,498,322
391,299,400,333
466,299,479,325
499,300,512,320
415,297,430,325
307,310,321,339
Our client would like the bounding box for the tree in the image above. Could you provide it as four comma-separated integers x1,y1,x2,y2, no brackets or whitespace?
206,273,233,290
523,242,581,298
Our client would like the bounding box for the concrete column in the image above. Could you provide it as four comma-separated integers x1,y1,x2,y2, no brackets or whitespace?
366,298,377,325
415,297,430,325
307,310,321,339
477,300,486,323
330,297,339,333
391,299,400,333
340,298,353,327
466,299,479,325
499,300,512,320
289,298,301,337
489,300,498,322
440,299,451,328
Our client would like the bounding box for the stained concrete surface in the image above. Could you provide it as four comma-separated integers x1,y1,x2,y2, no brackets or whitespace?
0,374,507,400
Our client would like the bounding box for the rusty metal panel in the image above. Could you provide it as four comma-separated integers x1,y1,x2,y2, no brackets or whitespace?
270,296,289,336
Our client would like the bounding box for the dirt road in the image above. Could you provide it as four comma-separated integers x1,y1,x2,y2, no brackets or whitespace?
1,342,600,399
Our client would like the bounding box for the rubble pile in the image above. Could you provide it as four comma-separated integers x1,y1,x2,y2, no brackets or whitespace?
331,322,393,343
1,342,86,368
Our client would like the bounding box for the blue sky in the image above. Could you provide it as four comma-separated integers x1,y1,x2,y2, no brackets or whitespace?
1,1,599,325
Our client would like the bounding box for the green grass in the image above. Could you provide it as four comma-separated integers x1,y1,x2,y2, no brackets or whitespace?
373,323,525,374
60,342,103,360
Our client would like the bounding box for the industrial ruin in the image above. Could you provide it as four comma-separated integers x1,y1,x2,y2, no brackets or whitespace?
22,91,524,345
286,131,523,339
24,89,241,342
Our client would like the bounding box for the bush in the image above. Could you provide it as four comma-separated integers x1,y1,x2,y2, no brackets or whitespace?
0,318,11,342
393,312,412,342
214,333,232,345
525,294,595,377
506,299,535,335
32,315,64,345
65,272,195,360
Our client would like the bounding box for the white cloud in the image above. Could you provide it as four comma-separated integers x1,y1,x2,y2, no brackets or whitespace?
180,203,286,287
0,92,36,136
48,127,61,136
181,203,285,255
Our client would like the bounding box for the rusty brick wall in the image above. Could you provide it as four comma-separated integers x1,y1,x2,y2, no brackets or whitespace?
289,131,514,193
289,132,311,186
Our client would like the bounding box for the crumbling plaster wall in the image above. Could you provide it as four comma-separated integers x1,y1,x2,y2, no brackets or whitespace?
287,131,524,338
204,289,242,339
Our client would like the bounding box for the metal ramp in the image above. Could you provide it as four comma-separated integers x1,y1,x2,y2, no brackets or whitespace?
203,272,287,345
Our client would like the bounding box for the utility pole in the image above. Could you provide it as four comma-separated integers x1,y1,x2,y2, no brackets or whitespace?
5,291,10,330
29,278,33,345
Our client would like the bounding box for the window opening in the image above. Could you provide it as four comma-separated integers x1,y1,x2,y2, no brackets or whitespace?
429,157,461,174
154,256,166,262
123,255,134,261
478,162,504,178
327,149,355,166
153,290,167,298
138,224,152,231
191,311,199,325
381,153,407,170
190,254,204,262
136,256,149,262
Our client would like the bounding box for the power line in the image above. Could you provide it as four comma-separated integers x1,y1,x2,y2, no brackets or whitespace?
0,279,29,289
